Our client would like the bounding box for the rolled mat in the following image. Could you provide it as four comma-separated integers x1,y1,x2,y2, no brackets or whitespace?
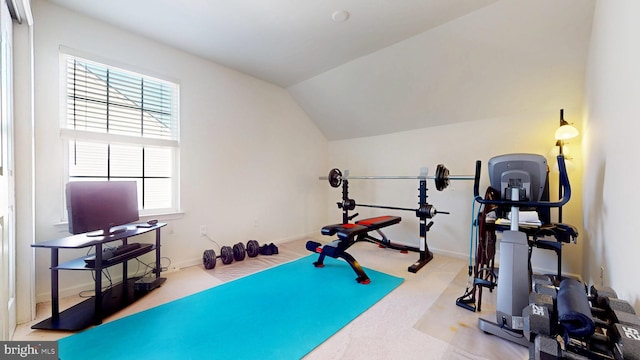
557,278,596,337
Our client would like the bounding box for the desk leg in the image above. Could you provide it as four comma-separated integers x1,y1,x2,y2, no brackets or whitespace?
94,243,102,325
122,238,129,300
155,228,161,279
50,248,59,319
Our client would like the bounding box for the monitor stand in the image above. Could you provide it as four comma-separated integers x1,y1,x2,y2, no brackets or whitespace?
86,225,128,237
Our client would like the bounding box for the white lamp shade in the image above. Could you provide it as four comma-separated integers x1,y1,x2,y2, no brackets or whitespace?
554,124,579,140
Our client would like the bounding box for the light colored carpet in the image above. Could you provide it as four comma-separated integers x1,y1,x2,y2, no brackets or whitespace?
414,266,528,359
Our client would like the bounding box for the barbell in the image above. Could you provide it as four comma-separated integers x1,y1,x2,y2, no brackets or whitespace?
339,199,449,218
320,164,475,191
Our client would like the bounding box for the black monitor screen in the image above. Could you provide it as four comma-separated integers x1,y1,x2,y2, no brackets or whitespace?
66,181,140,236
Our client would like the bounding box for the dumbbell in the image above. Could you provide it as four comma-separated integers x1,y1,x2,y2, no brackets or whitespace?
534,323,640,360
524,303,554,341
527,290,640,359
525,280,635,340
531,274,558,302
533,334,601,360
202,246,234,270
231,240,260,261
531,279,618,306
525,274,559,341
611,322,640,360
203,240,261,270
526,281,621,335
588,285,619,308
588,289,639,330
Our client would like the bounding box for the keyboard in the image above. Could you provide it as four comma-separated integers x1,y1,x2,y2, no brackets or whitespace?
113,243,141,255
84,243,151,267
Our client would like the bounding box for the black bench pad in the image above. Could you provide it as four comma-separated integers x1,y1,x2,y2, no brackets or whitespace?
321,223,368,240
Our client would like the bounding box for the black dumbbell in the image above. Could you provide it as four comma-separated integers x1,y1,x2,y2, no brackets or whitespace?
534,326,640,360
527,297,640,359
611,323,640,360
532,274,554,288
527,280,633,333
526,293,639,340
524,303,554,341
533,334,596,360
527,281,621,329
590,296,639,329
202,246,234,270
589,285,618,308
565,322,640,360
232,240,260,261
532,274,558,302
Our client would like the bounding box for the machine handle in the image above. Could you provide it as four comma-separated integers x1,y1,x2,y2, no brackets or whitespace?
473,160,482,199
474,155,571,208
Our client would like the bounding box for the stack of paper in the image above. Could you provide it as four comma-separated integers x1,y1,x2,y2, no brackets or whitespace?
495,211,542,227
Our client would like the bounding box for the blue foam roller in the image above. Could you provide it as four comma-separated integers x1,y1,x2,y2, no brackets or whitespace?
557,279,596,337
321,244,339,258
306,241,321,252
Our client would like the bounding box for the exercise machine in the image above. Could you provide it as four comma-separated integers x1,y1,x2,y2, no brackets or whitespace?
471,154,573,346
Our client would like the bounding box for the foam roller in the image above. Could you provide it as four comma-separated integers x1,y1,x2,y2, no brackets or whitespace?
557,279,595,337
306,241,321,252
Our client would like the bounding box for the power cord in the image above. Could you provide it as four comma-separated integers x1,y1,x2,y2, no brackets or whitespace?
81,268,114,298
136,256,173,276
78,246,173,298
203,233,222,253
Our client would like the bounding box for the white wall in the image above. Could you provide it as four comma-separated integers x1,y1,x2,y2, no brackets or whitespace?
327,110,584,277
29,0,327,302
582,0,640,310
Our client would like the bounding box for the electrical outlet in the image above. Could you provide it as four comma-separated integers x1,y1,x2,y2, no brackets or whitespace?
162,266,180,274
200,225,207,236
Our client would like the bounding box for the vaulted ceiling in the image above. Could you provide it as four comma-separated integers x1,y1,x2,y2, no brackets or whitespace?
47,0,596,140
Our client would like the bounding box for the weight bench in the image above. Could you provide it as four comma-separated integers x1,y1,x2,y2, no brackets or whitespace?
306,215,401,284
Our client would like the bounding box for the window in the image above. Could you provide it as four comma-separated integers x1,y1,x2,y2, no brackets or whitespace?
61,54,180,215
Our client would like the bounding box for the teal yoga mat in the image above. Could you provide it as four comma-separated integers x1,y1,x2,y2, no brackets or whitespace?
58,255,403,359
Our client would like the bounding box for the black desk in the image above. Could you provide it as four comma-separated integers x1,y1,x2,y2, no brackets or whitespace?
31,223,167,331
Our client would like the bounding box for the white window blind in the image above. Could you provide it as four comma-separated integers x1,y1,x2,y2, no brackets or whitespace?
62,54,180,214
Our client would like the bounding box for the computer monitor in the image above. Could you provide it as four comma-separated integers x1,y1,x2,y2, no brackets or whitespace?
66,181,140,236
487,154,548,202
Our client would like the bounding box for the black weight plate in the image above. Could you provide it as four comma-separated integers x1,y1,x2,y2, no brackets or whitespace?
220,246,234,264
442,166,450,190
203,249,216,269
246,240,260,257
233,243,246,261
328,168,342,188
435,164,450,191
434,164,443,190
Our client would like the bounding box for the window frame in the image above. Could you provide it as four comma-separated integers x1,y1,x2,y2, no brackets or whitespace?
59,49,181,218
